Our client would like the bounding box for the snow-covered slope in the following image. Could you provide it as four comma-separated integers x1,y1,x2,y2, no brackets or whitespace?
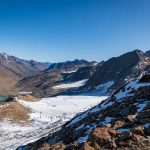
0,120,39,150
52,79,88,89
17,96,107,127
114,80,150,101
0,95,108,150
82,81,114,96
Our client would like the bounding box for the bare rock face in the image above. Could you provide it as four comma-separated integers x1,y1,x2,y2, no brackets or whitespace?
84,127,150,150
87,127,116,149
88,127,115,143
144,124,150,135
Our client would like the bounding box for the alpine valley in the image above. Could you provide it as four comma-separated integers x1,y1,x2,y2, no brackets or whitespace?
0,50,150,150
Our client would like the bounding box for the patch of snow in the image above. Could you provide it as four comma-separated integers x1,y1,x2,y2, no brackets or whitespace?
77,126,94,143
67,111,89,127
100,100,113,110
90,106,100,113
62,70,78,74
144,123,150,128
101,117,115,126
138,72,146,80
52,79,88,89
77,135,89,143
19,91,32,95
94,62,98,66
115,80,150,101
136,101,148,112
116,128,130,133
2,53,8,59
75,124,85,131
66,96,108,126
82,81,114,96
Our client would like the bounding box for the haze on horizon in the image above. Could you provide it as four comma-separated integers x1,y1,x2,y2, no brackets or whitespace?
0,0,150,62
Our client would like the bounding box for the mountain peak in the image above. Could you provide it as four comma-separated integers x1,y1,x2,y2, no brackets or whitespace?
0,52,9,59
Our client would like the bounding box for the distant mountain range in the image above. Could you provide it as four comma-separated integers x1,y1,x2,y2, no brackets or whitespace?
45,59,97,72
16,59,97,97
0,53,96,96
1,50,150,97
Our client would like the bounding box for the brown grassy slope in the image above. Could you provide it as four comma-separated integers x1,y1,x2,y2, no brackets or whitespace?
18,95,39,102
0,101,31,123
0,66,19,95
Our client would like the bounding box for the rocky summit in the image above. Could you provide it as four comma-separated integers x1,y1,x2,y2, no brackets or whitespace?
20,74,150,150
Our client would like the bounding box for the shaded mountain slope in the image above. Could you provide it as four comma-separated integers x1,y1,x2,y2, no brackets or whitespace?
45,59,96,72
62,66,96,82
16,70,62,98
80,50,150,93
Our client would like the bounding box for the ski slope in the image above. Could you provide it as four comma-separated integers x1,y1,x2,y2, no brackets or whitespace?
18,96,108,127
1,95,108,150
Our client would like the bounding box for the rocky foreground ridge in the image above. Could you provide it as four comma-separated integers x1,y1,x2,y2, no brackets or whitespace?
18,74,150,150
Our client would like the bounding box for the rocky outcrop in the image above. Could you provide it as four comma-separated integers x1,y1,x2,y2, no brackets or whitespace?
83,126,150,150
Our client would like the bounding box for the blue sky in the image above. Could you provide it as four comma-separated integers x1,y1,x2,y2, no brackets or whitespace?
0,0,150,62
